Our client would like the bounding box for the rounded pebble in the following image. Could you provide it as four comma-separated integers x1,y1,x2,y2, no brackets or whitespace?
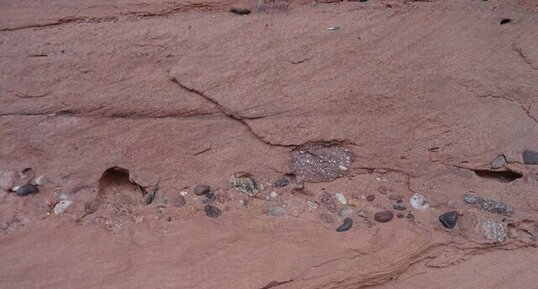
274,178,289,188
481,220,507,243
393,203,407,211
335,193,347,205
204,205,222,218
410,193,429,210
34,175,46,186
336,217,353,232
366,195,375,202
490,154,507,169
338,207,353,219
522,150,538,165
439,211,459,229
374,210,393,223
15,184,39,196
194,184,211,196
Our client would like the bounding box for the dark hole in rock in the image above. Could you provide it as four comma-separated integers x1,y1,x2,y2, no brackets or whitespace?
472,169,522,183
500,18,511,25
290,143,354,183
97,167,144,199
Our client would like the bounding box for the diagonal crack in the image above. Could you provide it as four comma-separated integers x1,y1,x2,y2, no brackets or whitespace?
513,44,538,71
170,77,296,148
477,93,538,124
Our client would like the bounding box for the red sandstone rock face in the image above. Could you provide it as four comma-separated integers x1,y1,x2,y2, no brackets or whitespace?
1,0,538,288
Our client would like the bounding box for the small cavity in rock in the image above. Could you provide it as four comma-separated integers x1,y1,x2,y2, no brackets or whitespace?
366,195,375,202
388,194,403,201
374,210,394,223
439,211,459,229
500,18,511,25
193,184,210,196
204,205,222,218
490,154,507,169
15,184,39,196
336,217,353,232
522,150,538,165
472,169,522,182
230,7,251,15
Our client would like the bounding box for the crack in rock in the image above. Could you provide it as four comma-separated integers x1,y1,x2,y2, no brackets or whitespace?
170,77,297,148
477,93,538,124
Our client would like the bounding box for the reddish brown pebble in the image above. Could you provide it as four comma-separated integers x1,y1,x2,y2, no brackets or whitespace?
397,213,404,219
366,195,375,202
193,184,210,196
378,186,387,194
374,210,394,223
320,212,335,224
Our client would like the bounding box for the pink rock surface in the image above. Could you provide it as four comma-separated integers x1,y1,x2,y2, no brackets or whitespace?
1,0,537,288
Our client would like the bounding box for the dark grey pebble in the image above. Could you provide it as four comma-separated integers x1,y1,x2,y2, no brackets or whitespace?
439,211,459,229
523,150,538,165
205,192,216,200
374,210,393,223
366,195,375,202
274,178,289,188
230,7,251,15
193,184,210,196
393,203,407,210
490,154,507,169
166,216,172,222
336,217,353,232
204,205,222,218
141,190,156,205
84,200,100,214
388,194,403,201
15,184,39,196
406,213,415,220
463,194,513,216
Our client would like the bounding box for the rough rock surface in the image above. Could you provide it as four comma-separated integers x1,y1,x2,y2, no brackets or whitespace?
1,0,538,288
